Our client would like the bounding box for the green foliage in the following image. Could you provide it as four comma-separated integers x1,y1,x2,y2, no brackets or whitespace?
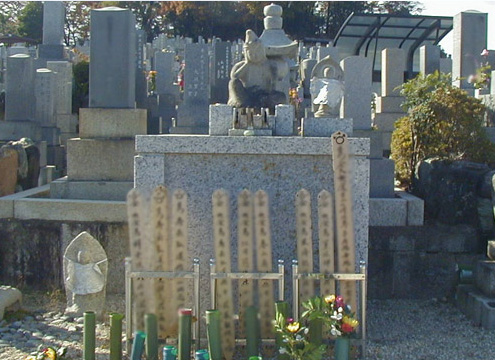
72,61,89,113
391,71,495,188
273,312,326,360
18,1,42,43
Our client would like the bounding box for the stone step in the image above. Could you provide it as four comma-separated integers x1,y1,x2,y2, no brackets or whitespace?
456,284,495,329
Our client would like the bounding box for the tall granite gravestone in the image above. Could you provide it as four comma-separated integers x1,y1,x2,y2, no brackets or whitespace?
419,45,440,76
46,61,77,146
171,43,210,134
135,29,148,109
50,7,146,201
155,51,178,134
342,56,395,198
452,11,488,92
39,1,65,61
373,48,406,156
63,231,108,319
0,54,41,142
211,41,232,104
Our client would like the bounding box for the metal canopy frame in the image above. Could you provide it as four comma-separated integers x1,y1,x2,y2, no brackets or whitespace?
333,13,453,77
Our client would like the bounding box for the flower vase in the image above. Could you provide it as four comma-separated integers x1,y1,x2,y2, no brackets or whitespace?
334,338,350,360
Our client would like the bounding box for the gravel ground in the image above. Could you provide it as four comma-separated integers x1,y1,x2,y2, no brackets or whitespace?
0,291,493,359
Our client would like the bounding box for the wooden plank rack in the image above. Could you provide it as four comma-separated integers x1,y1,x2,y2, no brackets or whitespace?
124,257,201,353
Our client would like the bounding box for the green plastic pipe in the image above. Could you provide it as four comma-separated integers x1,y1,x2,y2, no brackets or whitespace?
309,318,323,347
205,309,222,360
109,312,124,360
178,308,192,360
131,331,146,360
245,306,260,358
145,313,159,360
83,311,96,360
274,301,289,360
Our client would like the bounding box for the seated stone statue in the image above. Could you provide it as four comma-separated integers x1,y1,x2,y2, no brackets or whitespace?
310,56,345,118
228,30,286,110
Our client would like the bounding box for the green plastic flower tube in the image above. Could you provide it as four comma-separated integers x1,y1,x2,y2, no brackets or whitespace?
83,311,96,360
178,308,192,360
131,331,146,360
145,313,159,360
274,301,289,360
245,306,260,358
205,309,222,360
109,312,124,360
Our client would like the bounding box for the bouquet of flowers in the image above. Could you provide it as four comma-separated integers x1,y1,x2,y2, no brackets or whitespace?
274,312,326,360
302,294,359,338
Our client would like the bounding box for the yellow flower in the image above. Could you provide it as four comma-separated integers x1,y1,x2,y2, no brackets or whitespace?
44,347,57,360
287,321,300,333
324,294,336,303
342,316,359,328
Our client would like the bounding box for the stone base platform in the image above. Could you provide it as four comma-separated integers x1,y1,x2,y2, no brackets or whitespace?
369,190,424,226
50,177,133,201
457,284,495,329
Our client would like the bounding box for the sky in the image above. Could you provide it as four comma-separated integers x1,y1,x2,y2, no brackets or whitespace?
420,0,495,55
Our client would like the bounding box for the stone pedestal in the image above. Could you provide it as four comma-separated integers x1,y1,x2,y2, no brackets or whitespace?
50,108,146,200
301,117,353,137
135,134,370,313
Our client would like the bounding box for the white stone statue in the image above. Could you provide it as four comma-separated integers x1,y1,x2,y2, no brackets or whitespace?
310,55,345,117
63,232,108,319
65,250,106,295
227,29,286,109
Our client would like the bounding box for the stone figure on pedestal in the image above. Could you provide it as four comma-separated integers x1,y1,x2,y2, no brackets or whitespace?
310,55,344,118
227,30,286,110
63,232,108,319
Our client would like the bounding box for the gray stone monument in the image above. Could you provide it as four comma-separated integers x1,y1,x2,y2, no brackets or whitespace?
373,48,406,155
135,29,147,108
39,1,65,60
0,54,41,142
51,7,147,201
155,51,178,133
340,56,372,130
63,231,108,319
46,61,77,146
452,11,488,92
419,45,440,76
171,43,210,134
89,7,136,109
211,41,233,104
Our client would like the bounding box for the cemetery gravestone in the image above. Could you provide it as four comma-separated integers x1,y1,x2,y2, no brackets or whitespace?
39,1,65,60
211,41,232,104
51,7,146,201
171,43,210,134
89,7,136,109
453,11,488,91
0,54,41,142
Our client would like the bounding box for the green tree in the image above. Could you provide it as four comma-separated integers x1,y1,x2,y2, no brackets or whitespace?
390,71,495,188
18,1,43,43
118,1,165,42
0,1,23,35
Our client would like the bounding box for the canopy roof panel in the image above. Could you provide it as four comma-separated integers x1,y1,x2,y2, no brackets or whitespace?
333,13,453,74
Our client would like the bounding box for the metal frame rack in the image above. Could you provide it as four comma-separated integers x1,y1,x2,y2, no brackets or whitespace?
124,257,201,353
209,259,285,345
292,260,367,358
